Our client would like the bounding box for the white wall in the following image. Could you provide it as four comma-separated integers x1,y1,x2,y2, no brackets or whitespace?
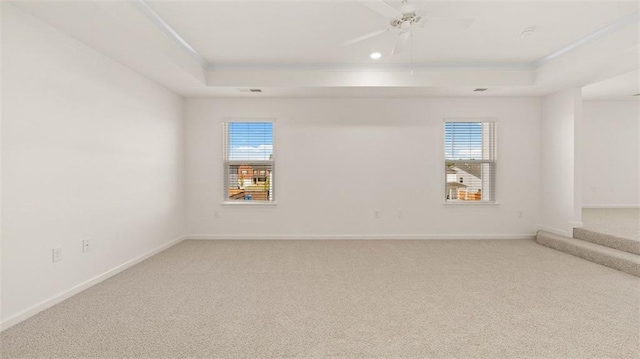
186,97,541,239
1,5,185,327
582,101,639,207
540,88,583,236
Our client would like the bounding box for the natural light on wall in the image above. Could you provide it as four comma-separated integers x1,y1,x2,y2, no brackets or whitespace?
445,121,497,203
223,121,274,202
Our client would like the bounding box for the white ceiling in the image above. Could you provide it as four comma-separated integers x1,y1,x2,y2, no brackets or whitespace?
9,0,640,98
148,0,638,65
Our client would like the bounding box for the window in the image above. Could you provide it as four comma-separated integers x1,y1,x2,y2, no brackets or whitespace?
223,121,274,202
445,121,497,203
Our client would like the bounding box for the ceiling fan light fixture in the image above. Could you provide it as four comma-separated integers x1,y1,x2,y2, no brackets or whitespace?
345,1,476,57
370,52,382,59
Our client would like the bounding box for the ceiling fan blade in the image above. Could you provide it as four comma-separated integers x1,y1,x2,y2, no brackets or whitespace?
342,28,390,46
420,17,476,31
392,31,411,55
358,0,402,19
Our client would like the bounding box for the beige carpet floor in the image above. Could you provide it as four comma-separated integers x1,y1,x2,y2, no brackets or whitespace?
1,239,639,358
582,208,640,241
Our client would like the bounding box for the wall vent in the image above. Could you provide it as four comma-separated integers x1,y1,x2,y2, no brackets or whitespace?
473,88,488,92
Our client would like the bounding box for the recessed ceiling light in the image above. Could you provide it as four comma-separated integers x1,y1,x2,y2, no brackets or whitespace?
370,52,382,59
520,27,536,38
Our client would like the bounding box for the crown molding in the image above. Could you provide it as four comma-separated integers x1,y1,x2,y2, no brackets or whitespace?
205,66,534,87
132,0,208,69
207,62,534,72
534,11,639,68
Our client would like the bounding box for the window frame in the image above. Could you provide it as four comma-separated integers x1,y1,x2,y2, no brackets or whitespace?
222,118,276,205
443,119,498,205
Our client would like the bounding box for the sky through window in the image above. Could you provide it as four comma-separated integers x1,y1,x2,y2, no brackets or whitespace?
228,122,273,161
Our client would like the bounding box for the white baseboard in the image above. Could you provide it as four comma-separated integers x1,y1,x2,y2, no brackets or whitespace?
187,234,536,240
582,204,640,209
536,225,571,238
0,235,185,332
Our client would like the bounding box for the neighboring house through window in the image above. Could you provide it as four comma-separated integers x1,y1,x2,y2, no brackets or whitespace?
445,121,497,203
223,121,274,202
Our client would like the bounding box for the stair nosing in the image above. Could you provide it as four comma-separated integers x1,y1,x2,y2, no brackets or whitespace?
540,233,640,262
573,227,640,256
536,231,640,277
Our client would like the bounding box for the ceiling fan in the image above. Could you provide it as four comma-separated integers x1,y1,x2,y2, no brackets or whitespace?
343,0,474,56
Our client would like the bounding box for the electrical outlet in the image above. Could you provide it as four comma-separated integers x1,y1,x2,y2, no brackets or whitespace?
82,239,90,252
374,210,380,219
518,210,524,218
397,210,403,218
52,247,62,262
214,211,219,218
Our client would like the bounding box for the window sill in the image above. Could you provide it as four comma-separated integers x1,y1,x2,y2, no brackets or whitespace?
222,201,277,206
443,201,499,207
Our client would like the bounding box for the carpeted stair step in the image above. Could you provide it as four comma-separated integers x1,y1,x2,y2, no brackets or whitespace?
573,227,640,255
536,231,640,277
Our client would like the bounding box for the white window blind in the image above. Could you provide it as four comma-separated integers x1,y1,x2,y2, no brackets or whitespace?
223,122,274,202
445,121,497,203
